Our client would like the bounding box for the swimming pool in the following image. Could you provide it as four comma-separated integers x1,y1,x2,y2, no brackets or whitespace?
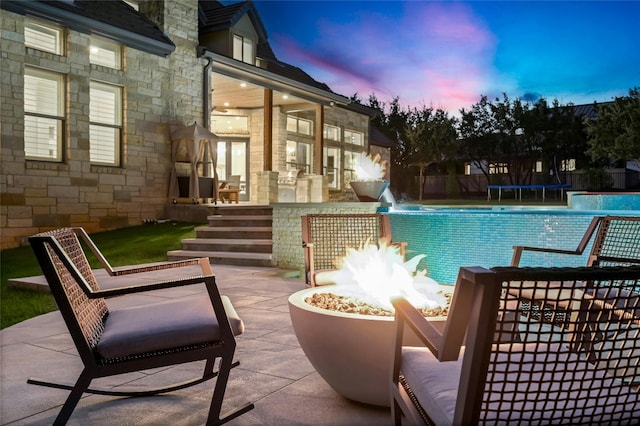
387,207,638,285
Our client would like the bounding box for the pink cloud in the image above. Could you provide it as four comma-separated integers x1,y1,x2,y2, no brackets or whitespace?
271,2,498,113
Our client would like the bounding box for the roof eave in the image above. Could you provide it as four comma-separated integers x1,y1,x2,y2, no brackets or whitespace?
2,0,175,57
201,49,349,107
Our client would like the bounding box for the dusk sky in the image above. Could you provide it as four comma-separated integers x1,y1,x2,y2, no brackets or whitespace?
248,0,640,113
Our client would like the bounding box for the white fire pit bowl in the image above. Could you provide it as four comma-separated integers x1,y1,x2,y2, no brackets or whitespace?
288,285,449,407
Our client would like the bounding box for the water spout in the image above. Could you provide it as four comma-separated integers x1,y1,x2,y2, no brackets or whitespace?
381,187,397,210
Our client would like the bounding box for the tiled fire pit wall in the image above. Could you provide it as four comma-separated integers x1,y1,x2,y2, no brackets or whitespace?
271,202,383,271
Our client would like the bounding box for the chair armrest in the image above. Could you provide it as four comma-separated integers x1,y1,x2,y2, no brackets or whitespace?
391,297,443,357
511,246,583,266
110,258,212,276
87,274,215,299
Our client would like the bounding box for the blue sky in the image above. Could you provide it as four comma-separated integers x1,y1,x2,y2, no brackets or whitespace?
250,0,640,113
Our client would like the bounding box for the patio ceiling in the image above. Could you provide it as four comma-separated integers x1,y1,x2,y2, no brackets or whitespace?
211,73,314,112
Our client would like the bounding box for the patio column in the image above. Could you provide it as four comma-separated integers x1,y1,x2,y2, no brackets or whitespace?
264,88,273,171
314,103,323,175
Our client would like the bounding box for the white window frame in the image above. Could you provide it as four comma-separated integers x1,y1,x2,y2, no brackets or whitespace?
344,129,364,146
24,67,65,161
323,146,341,189
287,116,313,136
90,36,122,69
286,140,311,173
232,34,254,65
24,18,63,55
323,124,341,141
344,151,364,185
90,81,122,166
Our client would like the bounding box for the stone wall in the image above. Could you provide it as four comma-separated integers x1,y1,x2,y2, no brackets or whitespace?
271,202,382,271
0,0,203,248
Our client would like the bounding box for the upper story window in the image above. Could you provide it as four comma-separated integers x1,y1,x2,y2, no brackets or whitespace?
24,67,65,161
287,116,313,136
323,124,341,141
344,129,364,146
24,18,63,55
90,81,122,166
90,36,122,69
233,34,254,65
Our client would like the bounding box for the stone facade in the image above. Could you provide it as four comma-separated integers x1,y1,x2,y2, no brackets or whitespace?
271,202,383,271
0,0,203,248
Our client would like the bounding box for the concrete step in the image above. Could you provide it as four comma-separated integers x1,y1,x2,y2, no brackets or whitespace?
206,215,272,227
167,249,273,267
180,238,272,253
195,226,272,239
207,205,273,216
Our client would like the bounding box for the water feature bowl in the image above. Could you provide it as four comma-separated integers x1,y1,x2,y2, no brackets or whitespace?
288,286,448,407
350,180,389,202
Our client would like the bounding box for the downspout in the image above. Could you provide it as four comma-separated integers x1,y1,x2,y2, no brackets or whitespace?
202,56,213,128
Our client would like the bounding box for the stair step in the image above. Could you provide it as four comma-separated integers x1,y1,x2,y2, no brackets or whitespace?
181,238,272,253
167,250,273,267
207,215,272,221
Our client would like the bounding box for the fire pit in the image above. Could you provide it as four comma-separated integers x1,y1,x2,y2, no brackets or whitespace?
288,241,450,407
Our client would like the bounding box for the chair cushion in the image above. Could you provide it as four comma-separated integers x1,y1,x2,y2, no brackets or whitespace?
96,295,244,360
401,343,640,425
400,346,463,425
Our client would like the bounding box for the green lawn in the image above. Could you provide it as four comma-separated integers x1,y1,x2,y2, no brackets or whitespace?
0,222,197,329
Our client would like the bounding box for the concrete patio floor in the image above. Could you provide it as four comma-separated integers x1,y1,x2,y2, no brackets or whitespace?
1,264,390,425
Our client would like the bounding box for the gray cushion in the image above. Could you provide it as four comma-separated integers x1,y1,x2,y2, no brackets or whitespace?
96,295,244,359
401,343,640,425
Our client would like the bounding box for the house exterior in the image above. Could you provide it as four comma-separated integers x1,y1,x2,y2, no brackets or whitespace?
0,0,389,249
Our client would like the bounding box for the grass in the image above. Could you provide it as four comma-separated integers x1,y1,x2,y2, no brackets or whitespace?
0,222,197,330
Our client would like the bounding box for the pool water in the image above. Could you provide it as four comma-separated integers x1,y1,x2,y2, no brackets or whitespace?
388,209,616,285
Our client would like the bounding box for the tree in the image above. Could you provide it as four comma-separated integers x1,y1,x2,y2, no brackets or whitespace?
586,87,640,166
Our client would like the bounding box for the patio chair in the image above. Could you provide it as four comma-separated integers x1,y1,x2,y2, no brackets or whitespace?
218,175,240,203
390,265,640,425
28,228,254,425
67,226,213,277
301,213,406,287
511,215,640,267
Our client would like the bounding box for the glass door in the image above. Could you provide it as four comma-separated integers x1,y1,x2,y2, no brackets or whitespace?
216,139,248,201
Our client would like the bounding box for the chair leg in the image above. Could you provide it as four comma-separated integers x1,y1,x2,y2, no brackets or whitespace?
53,369,93,425
206,355,254,425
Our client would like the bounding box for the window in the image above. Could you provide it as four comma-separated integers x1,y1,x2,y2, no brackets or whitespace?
90,36,122,69
534,161,543,173
560,159,576,172
489,162,509,175
344,129,364,146
90,81,122,165
344,151,364,184
323,147,340,189
286,140,311,173
24,67,64,161
232,34,254,65
464,162,471,175
24,18,63,54
323,124,341,141
287,116,313,136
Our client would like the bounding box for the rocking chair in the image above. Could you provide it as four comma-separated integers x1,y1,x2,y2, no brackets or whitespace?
28,228,254,425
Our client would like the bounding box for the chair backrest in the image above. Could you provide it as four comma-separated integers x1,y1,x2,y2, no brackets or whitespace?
226,175,241,190
301,213,393,272
589,215,640,266
29,228,108,364
451,265,640,424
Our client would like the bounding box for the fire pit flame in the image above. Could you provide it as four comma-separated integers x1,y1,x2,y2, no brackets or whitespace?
328,240,447,311
354,152,387,181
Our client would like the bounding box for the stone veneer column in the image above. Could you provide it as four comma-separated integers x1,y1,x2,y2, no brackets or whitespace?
255,171,278,205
